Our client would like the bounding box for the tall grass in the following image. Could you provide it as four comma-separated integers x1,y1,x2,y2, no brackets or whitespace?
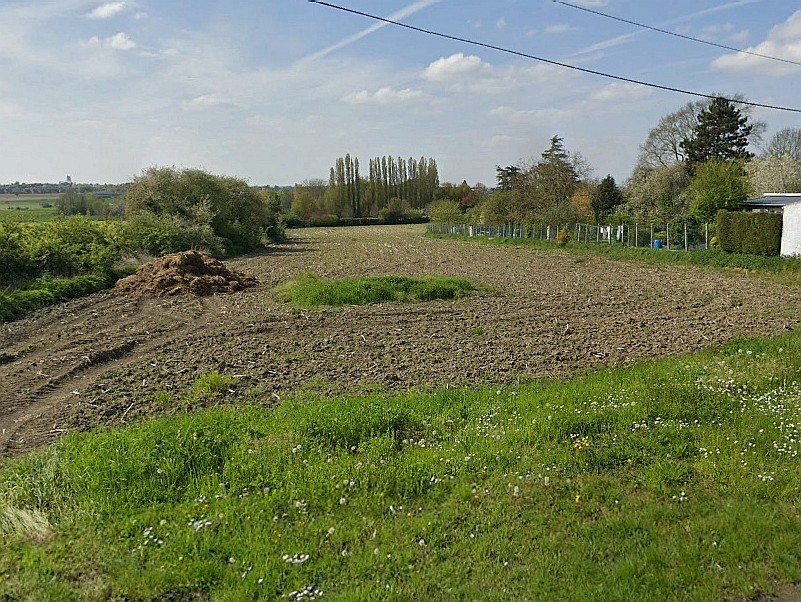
3,334,801,600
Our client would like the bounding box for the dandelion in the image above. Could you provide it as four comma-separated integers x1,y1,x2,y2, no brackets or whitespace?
282,553,310,565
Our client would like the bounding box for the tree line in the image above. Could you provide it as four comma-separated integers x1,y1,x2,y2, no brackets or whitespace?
290,154,440,222
432,95,801,230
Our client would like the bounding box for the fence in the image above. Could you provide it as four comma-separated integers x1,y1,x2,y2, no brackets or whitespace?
427,221,716,251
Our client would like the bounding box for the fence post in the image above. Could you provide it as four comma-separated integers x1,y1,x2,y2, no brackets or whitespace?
666,222,670,250
705,223,709,249
684,222,688,252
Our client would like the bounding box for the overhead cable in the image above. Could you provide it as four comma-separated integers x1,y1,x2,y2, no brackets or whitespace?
307,1,801,114
553,0,801,69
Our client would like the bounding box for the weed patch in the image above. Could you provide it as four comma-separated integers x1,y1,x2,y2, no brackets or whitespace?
274,273,474,307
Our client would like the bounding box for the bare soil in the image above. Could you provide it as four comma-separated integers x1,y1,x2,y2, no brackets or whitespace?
2,224,800,457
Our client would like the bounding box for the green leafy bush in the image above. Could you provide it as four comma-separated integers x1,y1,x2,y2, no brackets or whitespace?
0,222,38,286
124,167,284,256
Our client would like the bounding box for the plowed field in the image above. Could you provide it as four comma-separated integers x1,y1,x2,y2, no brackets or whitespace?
2,224,799,456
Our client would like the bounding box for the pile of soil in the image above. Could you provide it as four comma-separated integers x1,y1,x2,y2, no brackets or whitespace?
114,250,258,297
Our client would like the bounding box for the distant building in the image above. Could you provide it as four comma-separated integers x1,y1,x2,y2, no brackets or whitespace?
741,193,801,256
740,193,801,213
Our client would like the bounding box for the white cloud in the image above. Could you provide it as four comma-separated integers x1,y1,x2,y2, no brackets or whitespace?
342,86,430,105
108,32,136,50
86,2,128,20
423,53,572,94
182,94,245,111
424,53,492,81
489,105,576,124
489,135,526,146
85,32,136,51
546,24,579,34
497,17,507,30
570,0,608,6
712,9,801,75
589,83,651,102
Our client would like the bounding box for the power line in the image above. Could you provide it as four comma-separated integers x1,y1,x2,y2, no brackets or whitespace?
307,0,801,114
554,0,801,68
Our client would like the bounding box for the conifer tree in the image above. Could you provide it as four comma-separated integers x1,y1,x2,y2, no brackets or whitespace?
680,97,753,166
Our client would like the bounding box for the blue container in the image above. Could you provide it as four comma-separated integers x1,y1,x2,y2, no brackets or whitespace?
653,239,663,249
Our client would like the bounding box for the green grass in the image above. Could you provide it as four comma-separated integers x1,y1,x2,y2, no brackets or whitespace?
0,195,60,223
274,273,475,307
3,334,801,600
0,270,133,323
0,207,58,223
429,232,801,280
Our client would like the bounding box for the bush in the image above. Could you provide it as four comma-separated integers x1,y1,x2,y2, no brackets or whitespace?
0,272,117,323
0,223,39,286
124,167,284,256
717,210,782,256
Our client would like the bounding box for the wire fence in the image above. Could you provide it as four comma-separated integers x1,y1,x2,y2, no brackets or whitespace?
427,221,716,251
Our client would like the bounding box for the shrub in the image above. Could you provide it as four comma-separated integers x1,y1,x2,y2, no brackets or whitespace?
717,210,782,256
0,223,39,286
124,167,284,256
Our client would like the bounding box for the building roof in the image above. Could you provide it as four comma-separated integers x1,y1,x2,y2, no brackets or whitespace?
741,193,801,209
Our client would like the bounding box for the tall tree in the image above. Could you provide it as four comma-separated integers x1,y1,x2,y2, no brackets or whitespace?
766,128,801,161
639,95,764,168
745,154,801,195
496,165,521,190
639,100,705,167
532,135,580,213
680,97,753,166
687,160,750,222
623,163,691,223
591,175,624,222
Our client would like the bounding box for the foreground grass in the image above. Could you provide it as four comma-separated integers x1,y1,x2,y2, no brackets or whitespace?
274,273,475,307
3,334,801,600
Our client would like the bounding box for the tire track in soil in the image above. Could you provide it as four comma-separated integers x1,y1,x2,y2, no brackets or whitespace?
2,224,801,457
0,294,215,455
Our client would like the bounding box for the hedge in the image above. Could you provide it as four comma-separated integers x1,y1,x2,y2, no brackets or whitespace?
716,210,782,256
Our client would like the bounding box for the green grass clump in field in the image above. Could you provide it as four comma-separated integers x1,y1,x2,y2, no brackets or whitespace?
274,272,474,307
4,334,801,600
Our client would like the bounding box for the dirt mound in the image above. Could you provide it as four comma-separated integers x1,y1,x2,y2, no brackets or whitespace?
114,250,258,297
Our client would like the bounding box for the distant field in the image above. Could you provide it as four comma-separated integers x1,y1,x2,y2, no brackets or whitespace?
0,194,59,222
0,193,60,207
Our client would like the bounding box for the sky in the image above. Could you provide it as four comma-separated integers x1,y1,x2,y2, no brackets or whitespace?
1,0,800,187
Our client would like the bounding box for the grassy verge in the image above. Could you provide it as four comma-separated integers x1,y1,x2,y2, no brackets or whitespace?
0,269,133,322
274,273,475,307
3,333,801,600
429,232,801,278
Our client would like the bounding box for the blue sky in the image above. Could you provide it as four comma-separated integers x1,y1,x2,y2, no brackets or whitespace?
1,0,799,187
